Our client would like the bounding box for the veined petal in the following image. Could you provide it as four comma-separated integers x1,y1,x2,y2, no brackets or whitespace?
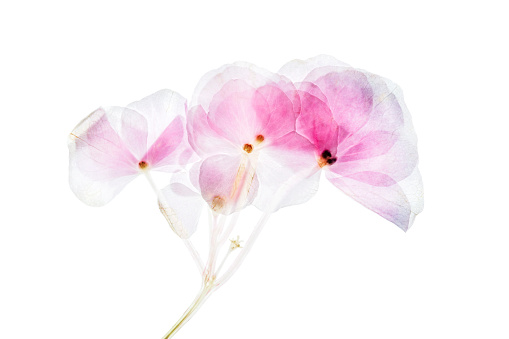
254,84,298,141
311,70,374,137
296,90,339,157
191,62,281,110
198,154,258,214
160,182,204,239
338,130,397,163
326,170,418,231
207,80,262,145
206,80,298,145
68,107,145,206
332,77,418,182
68,162,138,207
186,105,237,156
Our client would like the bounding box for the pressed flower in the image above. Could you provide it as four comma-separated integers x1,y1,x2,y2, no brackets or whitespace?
68,89,192,206
67,57,424,339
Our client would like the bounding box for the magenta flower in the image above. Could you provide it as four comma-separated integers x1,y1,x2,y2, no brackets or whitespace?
187,63,317,213
279,56,424,230
68,90,193,206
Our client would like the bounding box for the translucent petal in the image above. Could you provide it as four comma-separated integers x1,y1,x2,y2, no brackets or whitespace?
312,70,375,137
254,132,319,212
206,81,297,146
160,182,204,239
296,90,339,157
330,76,418,182
186,105,238,157
206,80,263,145
322,74,422,229
278,55,350,83
255,84,299,141
198,154,258,214
127,89,187,147
142,116,185,170
191,62,281,110
68,107,144,206
326,169,422,231
338,131,397,163
127,89,195,172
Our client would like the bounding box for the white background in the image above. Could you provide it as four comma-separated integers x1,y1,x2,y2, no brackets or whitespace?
1,1,508,338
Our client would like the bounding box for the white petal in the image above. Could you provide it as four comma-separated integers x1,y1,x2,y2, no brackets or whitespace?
159,182,204,239
68,107,144,206
254,132,320,212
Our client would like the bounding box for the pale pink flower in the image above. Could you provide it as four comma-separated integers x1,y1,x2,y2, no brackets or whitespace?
279,56,424,230
68,90,192,206
187,63,317,213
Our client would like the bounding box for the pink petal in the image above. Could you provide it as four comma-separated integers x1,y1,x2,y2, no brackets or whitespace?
312,70,374,137
331,80,418,182
296,90,339,157
254,84,299,141
337,130,397,163
142,116,185,170
207,80,262,146
68,107,145,206
205,80,297,146
198,154,258,214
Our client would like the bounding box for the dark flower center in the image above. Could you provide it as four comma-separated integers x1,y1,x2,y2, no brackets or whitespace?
320,149,337,166
138,161,149,169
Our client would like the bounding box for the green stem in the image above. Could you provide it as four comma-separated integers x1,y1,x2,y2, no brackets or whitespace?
161,283,214,339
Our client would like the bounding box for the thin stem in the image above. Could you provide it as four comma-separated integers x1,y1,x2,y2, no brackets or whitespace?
217,211,240,248
215,212,271,287
216,167,318,287
161,283,214,339
205,213,221,278
215,247,234,276
144,170,165,202
183,239,205,274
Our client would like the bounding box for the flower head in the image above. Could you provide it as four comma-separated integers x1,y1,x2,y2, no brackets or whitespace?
279,55,424,230
68,90,193,206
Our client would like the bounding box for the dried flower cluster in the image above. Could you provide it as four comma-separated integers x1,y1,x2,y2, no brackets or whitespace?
68,55,423,338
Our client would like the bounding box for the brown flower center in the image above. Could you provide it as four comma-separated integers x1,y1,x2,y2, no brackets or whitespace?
243,143,253,153
138,161,149,169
